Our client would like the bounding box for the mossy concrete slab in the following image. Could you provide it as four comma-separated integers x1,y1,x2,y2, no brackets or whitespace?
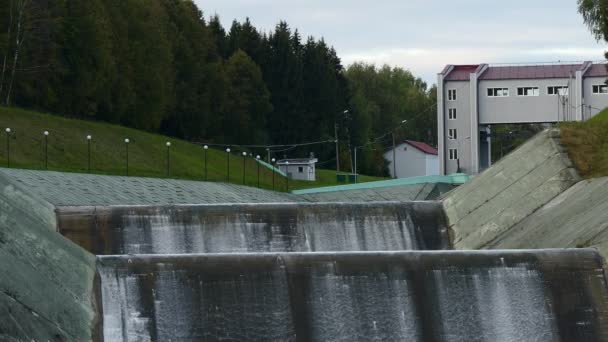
0,170,98,341
443,129,580,250
488,177,608,259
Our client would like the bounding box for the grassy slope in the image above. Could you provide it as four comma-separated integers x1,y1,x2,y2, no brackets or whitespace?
560,108,608,178
0,107,385,191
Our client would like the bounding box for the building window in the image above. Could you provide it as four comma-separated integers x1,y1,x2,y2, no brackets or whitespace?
448,108,457,120
448,129,457,140
487,88,509,97
449,149,458,160
517,87,539,96
547,86,568,96
298,166,304,173
448,89,457,101
593,85,608,94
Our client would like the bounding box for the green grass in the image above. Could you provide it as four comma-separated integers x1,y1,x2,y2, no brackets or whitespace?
0,106,386,191
560,107,608,178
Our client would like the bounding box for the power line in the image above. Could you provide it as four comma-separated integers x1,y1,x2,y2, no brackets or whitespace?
193,139,335,150
356,102,438,150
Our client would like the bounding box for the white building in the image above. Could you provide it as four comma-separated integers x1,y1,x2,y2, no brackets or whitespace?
277,158,318,181
437,62,608,175
384,140,439,178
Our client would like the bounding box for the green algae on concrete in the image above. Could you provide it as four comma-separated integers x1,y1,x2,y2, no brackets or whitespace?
443,129,580,250
487,177,608,258
0,170,98,342
0,168,299,206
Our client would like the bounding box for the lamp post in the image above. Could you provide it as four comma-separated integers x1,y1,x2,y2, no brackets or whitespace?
5,128,11,168
166,142,171,176
256,155,261,188
242,152,247,185
354,146,358,183
86,135,92,173
124,138,130,176
335,109,350,175
203,145,209,181
43,131,49,170
285,161,289,192
272,158,276,191
392,119,408,179
226,148,231,182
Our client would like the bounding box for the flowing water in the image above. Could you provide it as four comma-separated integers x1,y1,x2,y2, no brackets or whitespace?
55,202,608,341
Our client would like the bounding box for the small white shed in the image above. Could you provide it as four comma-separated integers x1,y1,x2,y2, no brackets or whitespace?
384,140,439,178
277,158,318,181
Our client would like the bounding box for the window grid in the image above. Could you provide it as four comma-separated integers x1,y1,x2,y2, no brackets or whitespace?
448,108,457,120
449,149,458,160
448,129,457,140
593,85,608,94
547,86,568,96
487,88,509,97
517,87,539,96
448,89,457,101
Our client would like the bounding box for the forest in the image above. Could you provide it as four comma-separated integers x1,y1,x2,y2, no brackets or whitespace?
0,0,435,176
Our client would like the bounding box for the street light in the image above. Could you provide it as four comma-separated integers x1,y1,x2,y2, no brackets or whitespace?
203,145,209,181
124,138,130,176
5,128,11,168
335,110,350,174
271,158,276,191
166,142,171,176
226,148,231,182
285,160,290,192
43,131,49,170
256,155,261,188
242,152,247,185
86,135,92,173
392,119,409,179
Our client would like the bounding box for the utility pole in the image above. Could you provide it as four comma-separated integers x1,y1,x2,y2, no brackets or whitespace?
335,123,340,174
354,147,358,183
392,131,397,179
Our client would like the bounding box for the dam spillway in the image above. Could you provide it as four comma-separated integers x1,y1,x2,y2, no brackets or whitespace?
57,202,449,254
97,250,608,341
2,168,608,341
67,202,608,341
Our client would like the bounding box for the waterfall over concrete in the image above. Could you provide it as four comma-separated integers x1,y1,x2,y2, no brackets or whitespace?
97,250,608,341
59,202,449,254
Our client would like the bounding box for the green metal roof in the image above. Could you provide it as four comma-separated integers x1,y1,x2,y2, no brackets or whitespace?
291,174,470,195
256,159,287,177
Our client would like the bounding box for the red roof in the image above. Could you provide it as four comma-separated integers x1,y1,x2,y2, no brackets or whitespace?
444,65,480,81
479,64,582,80
584,64,608,77
404,140,438,155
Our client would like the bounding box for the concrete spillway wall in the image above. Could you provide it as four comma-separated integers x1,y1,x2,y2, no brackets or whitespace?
443,129,580,250
57,202,450,254
0,170,98,341
488,177,608,256
97,249,608,341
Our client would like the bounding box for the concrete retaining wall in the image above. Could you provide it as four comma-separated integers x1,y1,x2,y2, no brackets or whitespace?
0,172,97,342
488,177,608,258
443,129,580,249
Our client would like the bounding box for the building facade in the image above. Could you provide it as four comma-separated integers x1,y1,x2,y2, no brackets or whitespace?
437,62,608,175
384,140,439,179
277,158,318,181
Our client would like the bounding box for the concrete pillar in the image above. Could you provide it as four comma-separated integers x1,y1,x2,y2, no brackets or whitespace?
437,73,446,175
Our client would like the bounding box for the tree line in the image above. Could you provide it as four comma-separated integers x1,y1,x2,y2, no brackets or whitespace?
0,0,435,177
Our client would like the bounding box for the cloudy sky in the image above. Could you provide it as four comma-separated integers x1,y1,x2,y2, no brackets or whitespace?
195,0,607,84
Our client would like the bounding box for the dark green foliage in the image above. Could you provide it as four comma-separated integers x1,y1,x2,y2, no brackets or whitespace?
0,0,434,177
579,0,608,60
345,63,436,176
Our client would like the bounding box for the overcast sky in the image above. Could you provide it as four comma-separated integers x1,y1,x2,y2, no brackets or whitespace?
195,0,607,84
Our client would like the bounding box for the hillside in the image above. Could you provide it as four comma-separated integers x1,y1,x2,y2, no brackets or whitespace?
0,107,385,191
561,108,608,178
